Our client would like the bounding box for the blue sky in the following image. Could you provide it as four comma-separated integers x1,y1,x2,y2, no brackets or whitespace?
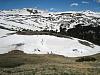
0,0,100,12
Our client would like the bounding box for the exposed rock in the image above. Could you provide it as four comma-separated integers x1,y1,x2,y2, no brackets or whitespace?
7,50,25,55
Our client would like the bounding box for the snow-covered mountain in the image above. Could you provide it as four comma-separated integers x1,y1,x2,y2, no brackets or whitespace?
0,8,100,32
0,8,100,57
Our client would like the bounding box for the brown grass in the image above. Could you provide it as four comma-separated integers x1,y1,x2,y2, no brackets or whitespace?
0,50,100,75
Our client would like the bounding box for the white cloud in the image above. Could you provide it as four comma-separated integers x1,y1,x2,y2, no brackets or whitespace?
50,8,54,11
82,1,89,4
96,0,100,3
70,3,78,6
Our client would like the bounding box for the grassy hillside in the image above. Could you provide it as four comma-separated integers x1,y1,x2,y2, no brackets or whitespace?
0,50,100,75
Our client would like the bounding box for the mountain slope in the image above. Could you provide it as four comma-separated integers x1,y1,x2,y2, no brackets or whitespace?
0,8,100,57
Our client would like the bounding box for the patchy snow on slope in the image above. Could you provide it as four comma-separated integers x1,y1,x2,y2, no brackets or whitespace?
0,29,100,57
0,29,15,37
0,8,100,57
0,8,100,32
